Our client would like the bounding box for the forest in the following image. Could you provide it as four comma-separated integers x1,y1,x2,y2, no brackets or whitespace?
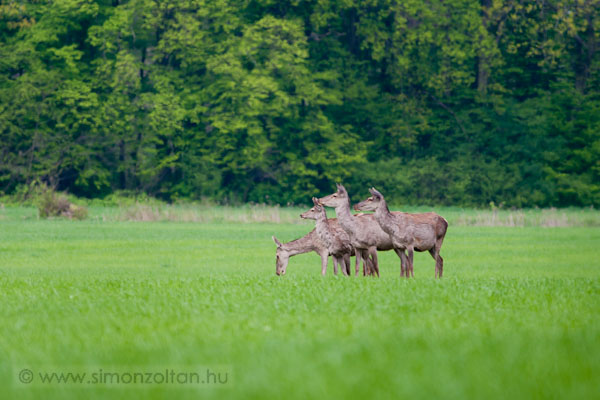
0,0,598,207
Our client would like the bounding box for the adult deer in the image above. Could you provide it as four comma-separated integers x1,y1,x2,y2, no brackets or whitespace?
318,184,396,277
300,197,354,276
354,188,448,278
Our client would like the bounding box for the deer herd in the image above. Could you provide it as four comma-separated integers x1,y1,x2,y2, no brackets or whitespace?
272,184,448,278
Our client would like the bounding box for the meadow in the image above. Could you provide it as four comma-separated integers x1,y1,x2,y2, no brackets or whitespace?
0,205,599,399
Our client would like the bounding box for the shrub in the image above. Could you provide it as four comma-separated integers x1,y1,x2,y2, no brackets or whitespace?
37,186,88,220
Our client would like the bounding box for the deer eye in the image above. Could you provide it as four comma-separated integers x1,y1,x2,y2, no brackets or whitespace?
333,194,337,197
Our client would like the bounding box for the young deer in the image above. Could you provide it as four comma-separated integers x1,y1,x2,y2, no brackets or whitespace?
354,188,448,278
300,197,354,276
272,230,328,276
318,184,396,277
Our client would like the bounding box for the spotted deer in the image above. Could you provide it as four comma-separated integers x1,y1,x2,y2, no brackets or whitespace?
273,218,355,276
300,197,354,276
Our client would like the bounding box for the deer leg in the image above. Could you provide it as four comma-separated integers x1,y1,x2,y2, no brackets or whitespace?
355,251,361,276
365,250,374,276
343,253,351,276
428,243,444,278
437,238,445,278
332,256,339,275
407,247,414,278
360,249,371,276
401,251,409,278
394,248,407,278
320,252,328,276
428,248,439,278
368,247,379,277
337,255,348,276
435,233,446,278
436,246,443,278
429,248,437,277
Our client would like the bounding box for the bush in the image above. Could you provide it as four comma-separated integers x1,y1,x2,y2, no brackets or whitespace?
37,186,88,220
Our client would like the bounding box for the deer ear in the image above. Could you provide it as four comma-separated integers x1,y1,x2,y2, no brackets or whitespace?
312,197,320,206
371,188,383,199
272,236,282,248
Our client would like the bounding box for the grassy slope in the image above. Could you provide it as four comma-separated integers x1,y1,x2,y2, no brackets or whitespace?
0,210,599,399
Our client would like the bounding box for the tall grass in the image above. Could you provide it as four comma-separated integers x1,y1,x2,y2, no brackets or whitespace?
447,207,600,227
1,202,598,226
97,204,600,227
98,203,306,224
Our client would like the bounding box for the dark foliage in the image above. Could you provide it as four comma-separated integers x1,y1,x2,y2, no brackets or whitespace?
1,0,598,206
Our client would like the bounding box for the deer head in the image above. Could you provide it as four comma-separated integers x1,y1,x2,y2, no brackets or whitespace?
272,236,289,276
318,183,349,208
300,197,325,220
354,187,385,212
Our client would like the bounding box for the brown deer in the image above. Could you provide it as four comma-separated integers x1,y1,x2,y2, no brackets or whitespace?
272,230,328,276
318,184,396,277
272,218,355,276
300,197,354,276
354,188,448,278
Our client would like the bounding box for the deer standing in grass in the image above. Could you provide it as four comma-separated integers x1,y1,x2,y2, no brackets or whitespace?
319,184,397,277
354,188,448,278
273,230,327,276
301,197,354,276
273,218,355,276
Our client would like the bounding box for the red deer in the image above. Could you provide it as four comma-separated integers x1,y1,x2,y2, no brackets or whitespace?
272,218,355,276
318,184,396,277
300,197,354,276
273,231,327,276
354,188,448,278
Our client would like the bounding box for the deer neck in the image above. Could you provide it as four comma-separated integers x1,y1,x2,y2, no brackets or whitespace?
374,199,395,228
283,230,320,256
335,200,357,234
314,212,333,248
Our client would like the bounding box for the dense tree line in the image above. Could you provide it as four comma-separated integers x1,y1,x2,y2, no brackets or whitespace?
0,0,598,207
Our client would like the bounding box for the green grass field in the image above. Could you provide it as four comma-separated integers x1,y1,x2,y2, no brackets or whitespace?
0,206,599,399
